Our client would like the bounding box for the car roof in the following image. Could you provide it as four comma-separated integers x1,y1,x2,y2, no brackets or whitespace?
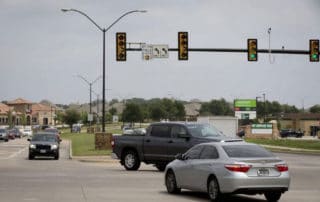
34,132,58,136
198,140,252,147
150,122,207,126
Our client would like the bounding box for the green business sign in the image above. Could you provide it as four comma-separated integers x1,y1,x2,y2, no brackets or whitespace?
234,99,256,108
252,124,272,129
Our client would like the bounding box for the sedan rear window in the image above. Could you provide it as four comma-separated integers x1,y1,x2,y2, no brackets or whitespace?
222,144,274,158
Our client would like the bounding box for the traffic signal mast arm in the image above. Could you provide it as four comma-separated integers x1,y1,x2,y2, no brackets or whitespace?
127,48,310,55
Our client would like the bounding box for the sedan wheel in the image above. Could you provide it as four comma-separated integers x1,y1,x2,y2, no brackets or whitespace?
264,192,282,202
208,177,220,202
165,171,181,194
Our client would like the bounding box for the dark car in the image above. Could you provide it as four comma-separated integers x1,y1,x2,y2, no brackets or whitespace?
28,132,60,160
44,128,62,142
280,129,303,138
9,128,22,138
7,130,16,140
0,128,9,142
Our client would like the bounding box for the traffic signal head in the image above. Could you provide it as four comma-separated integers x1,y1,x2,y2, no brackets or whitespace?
247,39,258,61
116,32,126,61
310,39,319,62
178,32,188,60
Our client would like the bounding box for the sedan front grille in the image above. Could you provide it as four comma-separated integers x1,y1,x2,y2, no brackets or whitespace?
36,145,51,150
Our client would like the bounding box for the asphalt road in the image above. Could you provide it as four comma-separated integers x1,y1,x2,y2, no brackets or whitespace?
0,139,319,202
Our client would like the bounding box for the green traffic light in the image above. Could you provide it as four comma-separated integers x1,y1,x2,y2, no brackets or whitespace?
250,54,256,59
312,54,318,59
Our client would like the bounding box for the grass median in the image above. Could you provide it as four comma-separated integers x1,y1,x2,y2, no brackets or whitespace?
62,132,112,156
245,138,320,151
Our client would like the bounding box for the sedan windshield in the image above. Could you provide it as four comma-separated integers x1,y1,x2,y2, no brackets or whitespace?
187,124,224,138
223,144,275,158
32,135,57,142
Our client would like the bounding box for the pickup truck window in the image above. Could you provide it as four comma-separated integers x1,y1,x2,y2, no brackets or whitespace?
187,124,223,138
171,125,187,138
150,125,170,138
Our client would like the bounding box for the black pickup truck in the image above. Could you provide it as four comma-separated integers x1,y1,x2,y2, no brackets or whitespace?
112,122,240,171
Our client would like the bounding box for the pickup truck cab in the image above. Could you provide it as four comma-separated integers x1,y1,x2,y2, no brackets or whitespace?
112,122,239,171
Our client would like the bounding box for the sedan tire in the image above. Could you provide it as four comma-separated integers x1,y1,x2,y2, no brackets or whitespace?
165,170,181,194
264,191,282,202
123,150,140,171
208,177,221,202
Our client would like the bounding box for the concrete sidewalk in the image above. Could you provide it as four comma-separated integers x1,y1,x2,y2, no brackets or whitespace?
72,155,118,163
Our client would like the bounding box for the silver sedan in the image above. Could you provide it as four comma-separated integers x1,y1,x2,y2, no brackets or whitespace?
165,141,290,202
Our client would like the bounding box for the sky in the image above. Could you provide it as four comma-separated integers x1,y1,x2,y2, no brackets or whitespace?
0,0,319,108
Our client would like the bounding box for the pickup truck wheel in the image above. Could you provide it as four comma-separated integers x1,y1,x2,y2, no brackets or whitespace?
123,150,140,171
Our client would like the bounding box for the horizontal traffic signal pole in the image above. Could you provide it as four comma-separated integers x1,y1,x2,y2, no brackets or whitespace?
127,48,311,55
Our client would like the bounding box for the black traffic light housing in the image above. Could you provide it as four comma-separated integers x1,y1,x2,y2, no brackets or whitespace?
309,39,319,62
178,32,188,60
116,32,126,61
247,39,258,61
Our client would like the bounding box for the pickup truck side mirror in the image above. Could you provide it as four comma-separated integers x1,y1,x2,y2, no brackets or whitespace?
175,153,185,160
178,132,190,139
27,138,31,141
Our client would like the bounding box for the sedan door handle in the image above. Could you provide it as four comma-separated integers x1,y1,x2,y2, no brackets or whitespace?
145,139,151,143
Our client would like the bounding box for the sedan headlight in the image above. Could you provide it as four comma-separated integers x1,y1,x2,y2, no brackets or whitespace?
29,144,36,149
51,145,58,150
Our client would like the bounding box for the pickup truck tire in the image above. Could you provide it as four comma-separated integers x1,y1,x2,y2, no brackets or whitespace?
155,163,167,171
123,150,140,171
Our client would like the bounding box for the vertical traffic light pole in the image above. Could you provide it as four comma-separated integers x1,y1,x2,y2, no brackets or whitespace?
102,29,106,132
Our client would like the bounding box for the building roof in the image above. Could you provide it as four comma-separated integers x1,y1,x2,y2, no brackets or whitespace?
281,113,320,120
31,103,52,115
7,98,33,105
0,103,11,115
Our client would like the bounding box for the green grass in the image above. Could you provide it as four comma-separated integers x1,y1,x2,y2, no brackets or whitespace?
62,132,111,156
245,138,320,151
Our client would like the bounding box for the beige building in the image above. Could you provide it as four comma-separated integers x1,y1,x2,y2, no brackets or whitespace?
279,113,320,136
31,103,56,125
0,103,11,125
2,98,56,126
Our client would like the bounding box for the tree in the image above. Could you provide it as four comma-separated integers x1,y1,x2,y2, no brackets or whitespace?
109,107,117,116
109,99,119,106
21,113,27,126
122,103,143,124
174,101,186,120
310,105,320,113
200,99,232,116
149,102,166,121
63,109,81,131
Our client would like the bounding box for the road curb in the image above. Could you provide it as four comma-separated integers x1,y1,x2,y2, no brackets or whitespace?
261,144,320,155
69,140,72,160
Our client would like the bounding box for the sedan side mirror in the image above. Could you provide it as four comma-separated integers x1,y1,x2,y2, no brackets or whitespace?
175,153,184,160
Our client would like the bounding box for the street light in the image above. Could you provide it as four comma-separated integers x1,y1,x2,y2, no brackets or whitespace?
76,74,101,115
62,9,147,132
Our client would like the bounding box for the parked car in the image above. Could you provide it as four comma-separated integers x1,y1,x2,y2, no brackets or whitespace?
0,128,9,142
22,128,33,137
7,130,16,140
44,128,62,142
112,122,241,171
280,129,303,138
165,141,290,202
10,128,22,138
28,132,60,160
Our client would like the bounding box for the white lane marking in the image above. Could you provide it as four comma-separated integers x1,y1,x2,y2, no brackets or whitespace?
2,146,28,160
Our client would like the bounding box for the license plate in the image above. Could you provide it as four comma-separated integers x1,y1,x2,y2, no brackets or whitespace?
257,168,269,176
40,149,47,153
